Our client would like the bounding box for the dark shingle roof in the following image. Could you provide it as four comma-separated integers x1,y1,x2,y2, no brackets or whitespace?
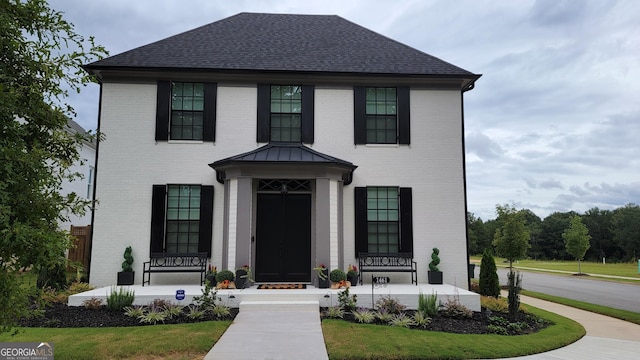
85,12,477,77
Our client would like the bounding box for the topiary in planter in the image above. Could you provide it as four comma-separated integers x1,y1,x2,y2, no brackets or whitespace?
121,246,134,272
215,270,235,283
429,248,440,272
329,269,347,283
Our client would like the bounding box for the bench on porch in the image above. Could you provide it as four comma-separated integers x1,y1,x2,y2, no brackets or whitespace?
142,252,208,286
357,252,417,285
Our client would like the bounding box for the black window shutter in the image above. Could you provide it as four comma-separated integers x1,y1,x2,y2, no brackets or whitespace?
150,185,167,254
398,87,410,145
301,85,314,143
256,84,271,143
353,86,367,144
203,83,217,142
399,187,413,255
354,187,368,256
155,81,170,141
199,186,214,257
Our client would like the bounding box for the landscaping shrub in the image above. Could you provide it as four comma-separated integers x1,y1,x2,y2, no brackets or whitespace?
329,269,346,283
106,286,135,312
375,295,406,314
479,249,500,298
507,270,523,321
418,291,438,316
215,270,234,283
337,288,357,312
440,297,472,319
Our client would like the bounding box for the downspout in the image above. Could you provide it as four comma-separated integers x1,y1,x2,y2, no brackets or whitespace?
461,75,480,290
86,82,103,283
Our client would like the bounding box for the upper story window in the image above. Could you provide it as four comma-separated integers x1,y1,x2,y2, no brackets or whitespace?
354,86,410,145
171,82,204,140
257,84,314,143
270,85,302,142
155,81,216,142
365,87,397,144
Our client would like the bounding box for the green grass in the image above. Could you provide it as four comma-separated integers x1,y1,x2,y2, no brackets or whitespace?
0,321,231,360
471,257,640,280
522,290,640,325
322,305,585,359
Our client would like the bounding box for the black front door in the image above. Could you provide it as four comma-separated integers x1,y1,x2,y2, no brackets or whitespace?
255,193,311,282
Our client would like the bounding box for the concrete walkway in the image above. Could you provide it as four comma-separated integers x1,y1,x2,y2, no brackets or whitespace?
204,300,328,360
495,293,640,359
203,293,640,359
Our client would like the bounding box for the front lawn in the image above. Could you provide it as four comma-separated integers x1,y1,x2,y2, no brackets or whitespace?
322,305,584,359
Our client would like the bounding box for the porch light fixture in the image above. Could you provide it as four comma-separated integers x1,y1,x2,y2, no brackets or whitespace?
280,183,288,194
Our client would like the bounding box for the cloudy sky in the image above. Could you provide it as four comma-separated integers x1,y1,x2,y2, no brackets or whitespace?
48,0,639,220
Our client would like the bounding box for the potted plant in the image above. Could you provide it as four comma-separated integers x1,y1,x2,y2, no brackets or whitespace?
235,265,252,289
346,264,358,286
117,246,134,285
428,247,443,284
215,269,235,289
330,268,348,289
206,264,217,285
313,263,329,289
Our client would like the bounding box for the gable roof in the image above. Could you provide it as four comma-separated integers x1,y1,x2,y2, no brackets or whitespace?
85,12,479,80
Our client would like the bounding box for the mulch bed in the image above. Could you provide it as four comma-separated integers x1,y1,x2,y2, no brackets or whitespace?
19,302,548,336
18,302,238,328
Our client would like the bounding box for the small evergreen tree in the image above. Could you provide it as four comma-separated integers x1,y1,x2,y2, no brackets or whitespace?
479,249,500,298
507,270,523,321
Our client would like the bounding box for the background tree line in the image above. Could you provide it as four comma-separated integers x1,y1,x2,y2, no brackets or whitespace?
468,204,640,262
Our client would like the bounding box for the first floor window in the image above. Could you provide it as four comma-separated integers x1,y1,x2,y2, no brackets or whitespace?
367,187,399,253
355,186,413,256
166,185,201,253
150,184,214,256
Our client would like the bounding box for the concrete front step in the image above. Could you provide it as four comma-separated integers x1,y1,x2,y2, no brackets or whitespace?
239,300,320,312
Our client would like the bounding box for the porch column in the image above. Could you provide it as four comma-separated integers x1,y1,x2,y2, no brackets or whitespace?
315,178,341,273
224,176,252,272
234,177,252,270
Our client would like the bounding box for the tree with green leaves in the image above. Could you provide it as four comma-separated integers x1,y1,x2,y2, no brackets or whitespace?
0,0,106,332
611,204,640,261
492,204,531,270
479,248,500,298
492,204,530,319
562,215,591,274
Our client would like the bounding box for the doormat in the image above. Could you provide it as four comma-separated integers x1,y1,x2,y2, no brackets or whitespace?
257,284,307,290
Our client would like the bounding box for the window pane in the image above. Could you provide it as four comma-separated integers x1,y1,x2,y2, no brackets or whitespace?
270,85,302,142
170,82,205,140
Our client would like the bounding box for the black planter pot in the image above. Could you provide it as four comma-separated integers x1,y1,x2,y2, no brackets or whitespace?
347,273,358,286
318,269,329,288
235,269,247,289
205,273,216,285
117,271,134,285
427,270,443,285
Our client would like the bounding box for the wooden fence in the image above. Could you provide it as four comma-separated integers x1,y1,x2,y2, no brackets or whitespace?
67,225,92,272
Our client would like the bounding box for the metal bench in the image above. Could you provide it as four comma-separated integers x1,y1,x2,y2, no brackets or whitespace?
357,252,417,285
142,252,208,286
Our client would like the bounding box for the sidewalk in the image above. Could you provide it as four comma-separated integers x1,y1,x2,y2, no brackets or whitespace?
496,293,640,359
203,301,328,360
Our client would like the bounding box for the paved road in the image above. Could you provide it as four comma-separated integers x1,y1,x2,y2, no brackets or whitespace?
495,267,640,313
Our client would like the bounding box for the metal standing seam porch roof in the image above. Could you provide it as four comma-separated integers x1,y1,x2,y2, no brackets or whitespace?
209,142,357,185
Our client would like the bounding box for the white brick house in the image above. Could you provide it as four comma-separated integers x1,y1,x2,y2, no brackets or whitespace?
84,13,480,288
